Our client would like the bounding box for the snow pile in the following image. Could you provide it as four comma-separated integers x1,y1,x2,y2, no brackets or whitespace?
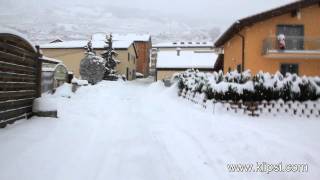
52,83,73,98
71,78,89,86
156,51,217,69
0,80,320,180
177,69,320,102
32,97,57,112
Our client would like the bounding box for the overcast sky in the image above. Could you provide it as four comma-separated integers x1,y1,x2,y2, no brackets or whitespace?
1,0,295,25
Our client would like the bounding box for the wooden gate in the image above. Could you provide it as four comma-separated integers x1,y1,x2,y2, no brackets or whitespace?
0,32,41,128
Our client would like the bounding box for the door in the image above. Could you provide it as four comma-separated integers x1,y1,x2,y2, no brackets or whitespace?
277,25,304,50
126,68,129,80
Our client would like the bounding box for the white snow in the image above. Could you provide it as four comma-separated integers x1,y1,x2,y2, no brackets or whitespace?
32,97,57,112
0,79,319,180
153,41,214,48
71,78,89,86
41,56,63,64
156,51,218,69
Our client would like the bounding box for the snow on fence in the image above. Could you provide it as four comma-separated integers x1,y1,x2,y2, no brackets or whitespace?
179,89,320,118
0,31,42,128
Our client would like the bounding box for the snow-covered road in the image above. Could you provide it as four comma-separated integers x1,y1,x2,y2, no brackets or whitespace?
0,79,319,180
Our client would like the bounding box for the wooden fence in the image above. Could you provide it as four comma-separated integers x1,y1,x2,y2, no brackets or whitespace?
179,89,320,118
0,33,42,128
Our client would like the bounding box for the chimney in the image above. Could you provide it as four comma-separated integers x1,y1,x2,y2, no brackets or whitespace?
176,47,181,56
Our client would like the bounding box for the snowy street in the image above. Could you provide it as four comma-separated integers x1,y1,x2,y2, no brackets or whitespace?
0,79,319,180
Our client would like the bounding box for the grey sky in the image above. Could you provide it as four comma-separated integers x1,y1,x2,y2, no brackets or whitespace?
1,0,294,26
0,0,296,42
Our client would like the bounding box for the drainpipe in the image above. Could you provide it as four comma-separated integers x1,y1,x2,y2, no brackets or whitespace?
236,33,245,72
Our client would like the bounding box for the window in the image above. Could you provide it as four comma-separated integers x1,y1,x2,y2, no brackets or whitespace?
280,64,299,75
277,25,304,50
128,53,130,61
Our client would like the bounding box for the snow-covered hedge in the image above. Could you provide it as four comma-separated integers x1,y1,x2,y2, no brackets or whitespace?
176,69,320,102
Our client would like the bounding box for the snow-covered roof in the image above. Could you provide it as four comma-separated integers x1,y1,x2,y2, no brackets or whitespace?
41,40,87,49
41,39,134,49
153,42,214,48
156,51,217,69
0,26,37,52
41,56,62,64
91,39,134,49
92,33,151,42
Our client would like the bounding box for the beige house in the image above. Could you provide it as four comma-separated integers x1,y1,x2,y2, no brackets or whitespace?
156,49,218,81
41,39,137,80
151,42,220,76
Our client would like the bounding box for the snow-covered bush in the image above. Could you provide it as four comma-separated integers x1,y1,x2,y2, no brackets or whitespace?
80,52,106,85
176,69,320,102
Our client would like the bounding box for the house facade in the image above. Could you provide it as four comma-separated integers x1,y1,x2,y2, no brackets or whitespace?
41,39,138,80
215,0,320,76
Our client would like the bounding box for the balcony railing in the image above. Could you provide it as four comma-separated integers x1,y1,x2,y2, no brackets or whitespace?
262,36,320,59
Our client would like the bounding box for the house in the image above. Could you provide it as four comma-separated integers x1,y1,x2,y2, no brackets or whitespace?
91,33,152,77
156,49,218,81
151,41,218,76
113,34,152,77
0,29,42,127
40,37,138,80
215,0,320,76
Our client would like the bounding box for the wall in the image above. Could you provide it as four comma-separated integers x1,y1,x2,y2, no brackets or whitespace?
223,34,243,72
41,48,84,77
156,70,185,81
111,45,137,80
223,4,320,76
135,41,151,77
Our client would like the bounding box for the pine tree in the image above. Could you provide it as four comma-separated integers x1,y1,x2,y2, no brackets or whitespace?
102,34,120,81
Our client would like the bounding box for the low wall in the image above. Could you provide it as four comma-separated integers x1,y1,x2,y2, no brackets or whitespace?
179,89,320,118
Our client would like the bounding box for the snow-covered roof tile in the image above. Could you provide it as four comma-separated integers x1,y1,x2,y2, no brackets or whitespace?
41,56,62,64
156,51,218,69
153,41,214,48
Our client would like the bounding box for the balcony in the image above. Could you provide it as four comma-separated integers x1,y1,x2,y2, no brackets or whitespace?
262,36,320,59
